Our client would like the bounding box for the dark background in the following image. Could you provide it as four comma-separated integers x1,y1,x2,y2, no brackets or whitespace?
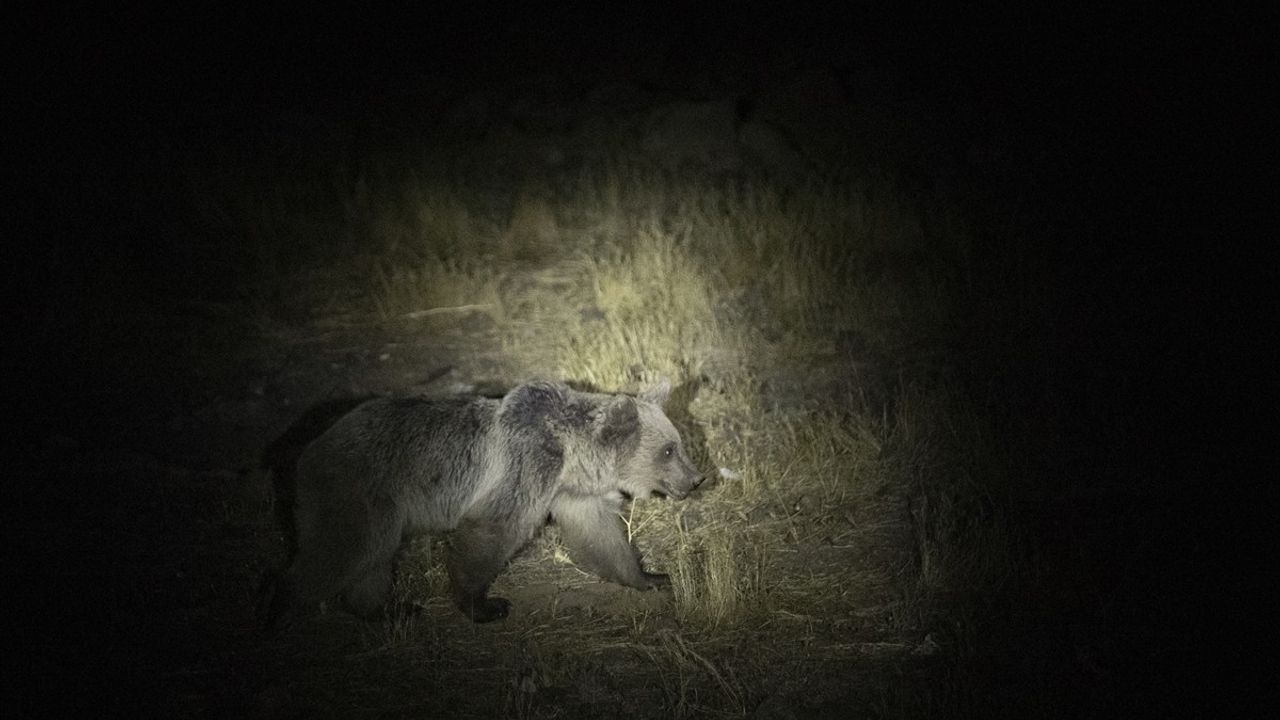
7,3,1273,714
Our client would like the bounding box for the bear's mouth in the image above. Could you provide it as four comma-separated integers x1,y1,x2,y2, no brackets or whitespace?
655,484,687,500
619,488,680,500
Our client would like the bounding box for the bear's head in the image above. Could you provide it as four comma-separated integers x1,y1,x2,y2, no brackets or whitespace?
598,379,704,500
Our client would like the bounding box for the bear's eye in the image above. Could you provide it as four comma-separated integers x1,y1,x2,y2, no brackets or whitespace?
662,443,675,460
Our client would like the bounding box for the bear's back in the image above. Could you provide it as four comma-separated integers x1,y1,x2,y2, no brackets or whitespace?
297,396,499,519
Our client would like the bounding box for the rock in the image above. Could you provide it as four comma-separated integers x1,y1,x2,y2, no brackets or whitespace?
738,120,805,177
642,101,741,174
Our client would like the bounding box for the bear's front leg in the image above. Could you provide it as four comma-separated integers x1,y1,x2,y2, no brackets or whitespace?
551,495,666,590
447,518,524,622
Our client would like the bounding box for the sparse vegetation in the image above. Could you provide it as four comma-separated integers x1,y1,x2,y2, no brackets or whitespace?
169,94,1022,716
189,144,1018,712
28,8,1233,718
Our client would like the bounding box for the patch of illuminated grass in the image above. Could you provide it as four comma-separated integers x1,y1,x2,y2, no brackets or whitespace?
203,152,1015,674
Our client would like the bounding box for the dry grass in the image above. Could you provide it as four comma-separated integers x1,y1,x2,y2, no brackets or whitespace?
550,227,747,390
640,629,748,718
369,256,503,322
669,529,773,634
203,150,1017,716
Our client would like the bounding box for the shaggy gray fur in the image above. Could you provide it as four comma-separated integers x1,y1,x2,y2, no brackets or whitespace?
262,379,702,629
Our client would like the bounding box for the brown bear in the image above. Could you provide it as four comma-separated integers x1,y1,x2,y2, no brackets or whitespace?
261,379,703,630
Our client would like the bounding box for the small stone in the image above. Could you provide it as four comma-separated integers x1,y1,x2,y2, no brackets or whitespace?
794,494,820,514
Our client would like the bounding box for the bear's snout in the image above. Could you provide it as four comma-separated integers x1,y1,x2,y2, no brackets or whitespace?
664,470,704,500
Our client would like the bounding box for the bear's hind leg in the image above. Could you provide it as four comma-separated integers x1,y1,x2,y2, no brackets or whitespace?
551,495,668,590
267,500,403,631
262,553,345,634
343,559,394,619
338,502,406,619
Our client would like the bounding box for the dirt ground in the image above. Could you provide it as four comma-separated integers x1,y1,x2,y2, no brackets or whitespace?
14,9,1267,717
16,286,968,719
10,41,1027,720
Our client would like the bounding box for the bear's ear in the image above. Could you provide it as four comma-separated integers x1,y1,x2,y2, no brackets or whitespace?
639,377,672,407
597,395,640,447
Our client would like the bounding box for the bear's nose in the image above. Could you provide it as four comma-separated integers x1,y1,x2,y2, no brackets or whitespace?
691,474,705,489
